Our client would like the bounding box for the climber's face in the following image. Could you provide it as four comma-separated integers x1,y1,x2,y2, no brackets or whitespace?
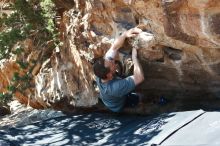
105,60,116,79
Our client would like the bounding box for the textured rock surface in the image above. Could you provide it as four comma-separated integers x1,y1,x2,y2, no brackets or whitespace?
0,106,10,117
0,39,44,109
1,0,220,113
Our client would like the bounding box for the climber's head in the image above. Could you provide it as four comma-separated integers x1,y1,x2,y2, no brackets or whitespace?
93,57,116,80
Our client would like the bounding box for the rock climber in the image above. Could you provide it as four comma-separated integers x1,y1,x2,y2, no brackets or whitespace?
93,27,145,112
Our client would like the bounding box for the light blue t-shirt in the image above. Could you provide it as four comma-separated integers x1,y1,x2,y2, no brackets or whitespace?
96,76,135,112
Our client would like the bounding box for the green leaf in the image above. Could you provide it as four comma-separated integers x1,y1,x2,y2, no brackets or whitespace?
12,72,20,81
7,85,16,93
20,74,30,81
16,61,29,69
0,93,4,98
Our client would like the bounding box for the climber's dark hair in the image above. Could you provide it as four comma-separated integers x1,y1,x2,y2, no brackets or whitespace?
93,57,110,79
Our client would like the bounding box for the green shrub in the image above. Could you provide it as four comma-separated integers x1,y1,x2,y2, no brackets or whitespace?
0,0,59,104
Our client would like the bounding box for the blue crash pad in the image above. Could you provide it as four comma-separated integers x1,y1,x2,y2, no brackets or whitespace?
1,110,220,145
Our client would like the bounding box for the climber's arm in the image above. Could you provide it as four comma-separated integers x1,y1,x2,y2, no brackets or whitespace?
105,28,142,60
130,47,144,85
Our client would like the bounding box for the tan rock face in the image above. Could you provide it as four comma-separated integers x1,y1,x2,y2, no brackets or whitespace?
59,0,220,103
162,0,220,48
0,39,44,109
1,0,220,112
